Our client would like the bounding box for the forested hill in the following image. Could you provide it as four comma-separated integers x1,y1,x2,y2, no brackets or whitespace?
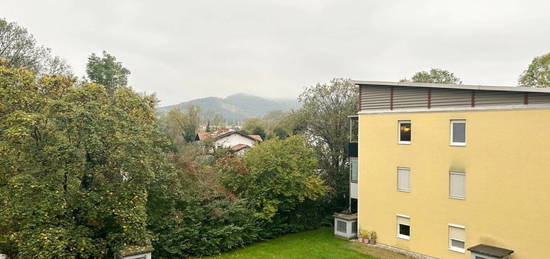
158,93,300,121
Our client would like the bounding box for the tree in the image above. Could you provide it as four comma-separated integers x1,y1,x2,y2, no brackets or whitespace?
277,110,308,136
159,105,201,150
182,105,201,142
519,52,550,87
0,64,166,257
211,114,225,130
402,68,462,84
297,78,358,211
0,18,71,75
86,51,130,95
160,108,187,149
221,136,329,238
242,118,266,140
272,127,289,139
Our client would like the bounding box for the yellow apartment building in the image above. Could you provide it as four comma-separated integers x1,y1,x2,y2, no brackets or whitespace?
355,81,550,259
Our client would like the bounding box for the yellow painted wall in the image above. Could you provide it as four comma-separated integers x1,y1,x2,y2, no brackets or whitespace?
358,109,550,259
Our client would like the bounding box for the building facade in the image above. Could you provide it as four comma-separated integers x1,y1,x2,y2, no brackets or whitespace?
356,81,550,259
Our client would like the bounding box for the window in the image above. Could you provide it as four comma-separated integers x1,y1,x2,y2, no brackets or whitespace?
450,120,466,146
398,121,411,144
397,167,411,192
396,215,410,239
448,224,465,253
336,220,347,233
350,158,358,183
449,172,465,199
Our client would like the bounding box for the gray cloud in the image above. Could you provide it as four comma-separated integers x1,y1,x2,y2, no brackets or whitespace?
2,0,549,105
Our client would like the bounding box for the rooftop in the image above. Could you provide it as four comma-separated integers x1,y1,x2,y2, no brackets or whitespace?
352,80,550,93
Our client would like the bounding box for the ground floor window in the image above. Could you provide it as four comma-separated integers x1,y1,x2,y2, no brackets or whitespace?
448,224,465,253
396,214,410,240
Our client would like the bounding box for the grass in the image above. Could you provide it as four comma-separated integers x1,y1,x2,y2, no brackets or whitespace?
205,228,413,259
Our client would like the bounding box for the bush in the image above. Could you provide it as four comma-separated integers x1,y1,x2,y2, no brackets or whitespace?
147,154,259,258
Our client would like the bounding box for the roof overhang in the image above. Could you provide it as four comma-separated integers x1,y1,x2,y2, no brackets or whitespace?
468,244,513,258
352,80,550,94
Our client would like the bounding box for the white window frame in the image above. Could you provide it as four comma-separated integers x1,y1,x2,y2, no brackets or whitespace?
397,167,411,192
398,120,411,145
449,171,466,200
396,214,411,240
448,224,466,253
450,120,466,146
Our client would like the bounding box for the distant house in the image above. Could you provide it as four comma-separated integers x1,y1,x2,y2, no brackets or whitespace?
195,129,262,153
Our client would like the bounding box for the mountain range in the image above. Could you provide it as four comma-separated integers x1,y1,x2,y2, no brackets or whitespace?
157,93,300,121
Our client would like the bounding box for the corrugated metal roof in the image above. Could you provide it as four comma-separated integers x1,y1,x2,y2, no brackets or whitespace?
352,80,550,93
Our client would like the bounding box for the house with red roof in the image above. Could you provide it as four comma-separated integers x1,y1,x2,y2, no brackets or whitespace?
195,129,262,154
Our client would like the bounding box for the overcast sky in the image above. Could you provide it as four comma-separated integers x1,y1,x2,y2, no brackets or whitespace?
1,0,549,106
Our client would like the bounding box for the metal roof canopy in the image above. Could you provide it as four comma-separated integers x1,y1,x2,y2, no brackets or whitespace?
468,244,514,258
352,80,550,94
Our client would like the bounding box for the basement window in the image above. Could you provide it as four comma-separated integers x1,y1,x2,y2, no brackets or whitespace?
398,121,411,144
450,120,466,146
397,214,410,240
449,224,466,253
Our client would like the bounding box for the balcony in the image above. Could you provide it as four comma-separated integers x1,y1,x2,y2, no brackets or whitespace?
348,142,358,158
349,116,358,201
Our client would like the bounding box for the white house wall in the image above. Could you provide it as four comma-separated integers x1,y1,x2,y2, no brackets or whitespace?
214,134,255,148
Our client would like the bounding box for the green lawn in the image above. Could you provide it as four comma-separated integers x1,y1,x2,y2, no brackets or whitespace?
205,228,412,259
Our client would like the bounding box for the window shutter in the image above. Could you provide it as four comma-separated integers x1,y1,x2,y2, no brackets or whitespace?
450,172,465,199
398,167,411,192
449,226,465,241
397,216,410,226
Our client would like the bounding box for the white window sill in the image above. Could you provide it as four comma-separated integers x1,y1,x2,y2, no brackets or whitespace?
449,196,465,200
398,141,411,145
397,234,410,240
450,143,466,147
397,189,411,193
449,247,465,253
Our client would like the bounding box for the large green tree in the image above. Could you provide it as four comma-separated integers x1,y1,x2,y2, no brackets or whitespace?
519,52,550,87
0,64,167,257
86,51,130,95
221,136,329,238
297,78,358,211
0,18,70,75
402,68,462,84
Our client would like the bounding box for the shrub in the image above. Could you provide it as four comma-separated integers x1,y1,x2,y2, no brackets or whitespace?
147,155,259,258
